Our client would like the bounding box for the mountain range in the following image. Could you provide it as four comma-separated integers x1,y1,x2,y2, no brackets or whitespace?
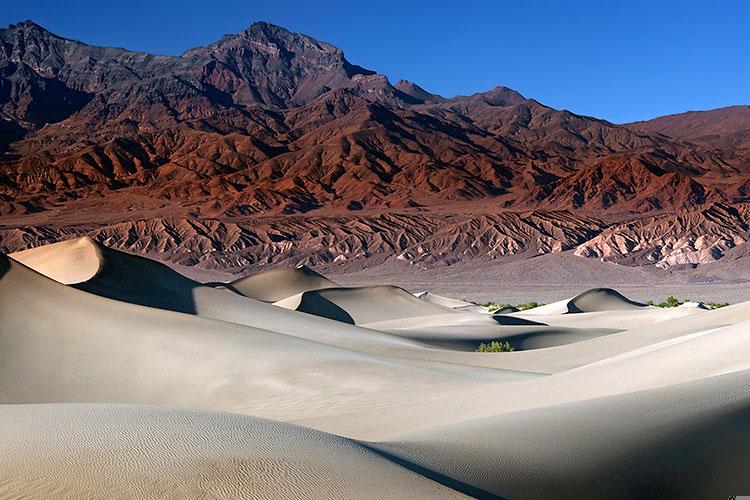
1,20,749,273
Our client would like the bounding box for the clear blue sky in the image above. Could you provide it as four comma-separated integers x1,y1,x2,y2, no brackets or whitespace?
3,0,749,123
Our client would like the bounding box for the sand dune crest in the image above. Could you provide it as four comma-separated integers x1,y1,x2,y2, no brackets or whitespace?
229,265,339,302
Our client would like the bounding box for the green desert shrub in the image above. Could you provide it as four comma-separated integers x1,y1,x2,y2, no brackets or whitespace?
647,296,682,308
478,301,505,310
476,340,515,353
646,296,730,309
661,296,681,308
516,301,542,311
706,301,729,310
471,300,544,313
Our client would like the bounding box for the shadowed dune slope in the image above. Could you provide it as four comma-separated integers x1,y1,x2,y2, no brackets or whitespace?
5,243,584,369
274,285,458,325
566,287,647,313
0,254,532,420
378,370,750,499
9,242,449,355
0,404,464,499
0,256,384,406
11,237,201,313
8,240,615,355
273,284,618,352
230,265,339,302
521,287,647,315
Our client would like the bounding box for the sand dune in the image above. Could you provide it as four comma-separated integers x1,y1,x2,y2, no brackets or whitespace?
11,236,201,313
2,241,750,497
0,255,515,418
10,238,415,354
414,291,489,313
229,265,339,302
6,242,577,374
8,239,548,358
272,284,599,350
521,287,647,315
299,305,750,440
0,404,462,499
566,287,647,312
274,285,456,324
377,370,750,499
10,237,104,284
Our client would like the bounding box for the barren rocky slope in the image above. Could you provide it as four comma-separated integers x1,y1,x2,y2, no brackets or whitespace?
0,209,606,270
575,203,750,267
1,20,749,273
630,106,750,161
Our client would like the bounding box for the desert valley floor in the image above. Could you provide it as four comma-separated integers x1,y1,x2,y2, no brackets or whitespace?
1,236,749,498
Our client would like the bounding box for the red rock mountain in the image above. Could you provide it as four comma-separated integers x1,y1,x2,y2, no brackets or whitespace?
630,106,750,161
1,20,749,271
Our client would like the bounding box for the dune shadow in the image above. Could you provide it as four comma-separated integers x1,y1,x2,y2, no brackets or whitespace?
72,247,198,314
567,288,646,313
359,443,506,499
491,315,546,326
296,293,356,324
0,254,9,279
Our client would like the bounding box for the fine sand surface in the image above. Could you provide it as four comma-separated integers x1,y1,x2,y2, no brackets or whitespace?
0,404,462,499
3,238,750,498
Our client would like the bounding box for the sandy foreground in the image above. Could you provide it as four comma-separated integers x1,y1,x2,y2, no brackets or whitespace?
2,237,749,498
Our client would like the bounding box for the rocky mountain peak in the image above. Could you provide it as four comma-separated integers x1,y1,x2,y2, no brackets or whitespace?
469,85,527,106
3,20,52,37
394,80,444,104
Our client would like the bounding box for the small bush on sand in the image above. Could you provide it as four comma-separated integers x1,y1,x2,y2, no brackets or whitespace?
706,301,729,310
477,301,505,310
646,296,681,308
473,300,544,313
516,301,542,311
476,340,515,353
646,297,730,309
